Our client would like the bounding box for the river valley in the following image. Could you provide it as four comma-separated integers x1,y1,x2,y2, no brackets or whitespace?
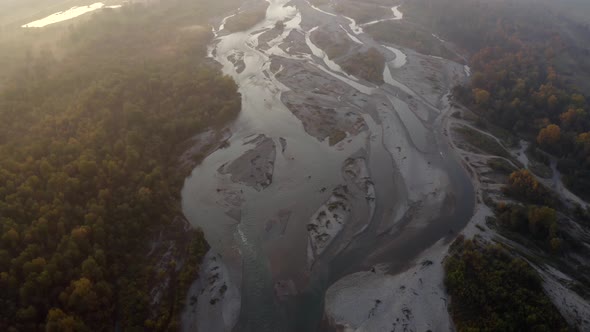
180,0,475,330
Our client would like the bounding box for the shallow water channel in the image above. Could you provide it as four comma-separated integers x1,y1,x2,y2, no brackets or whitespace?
181,0,474,330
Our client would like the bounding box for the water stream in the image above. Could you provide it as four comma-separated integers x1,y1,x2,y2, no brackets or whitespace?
182,0,475,330
21,2,121,28
362,5,403,26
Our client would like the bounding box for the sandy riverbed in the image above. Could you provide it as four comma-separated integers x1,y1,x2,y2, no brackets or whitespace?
181,0,475,330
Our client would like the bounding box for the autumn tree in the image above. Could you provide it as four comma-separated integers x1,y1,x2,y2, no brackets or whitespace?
45,308,88,332
528,205,557,239
559,108,582,130
537,124,561,150
504,169,551,205
473,88,490,106
0,0,241,330
445,238,569,331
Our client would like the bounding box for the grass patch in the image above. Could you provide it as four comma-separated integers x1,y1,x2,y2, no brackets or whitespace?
474,117,519,148
525,148,553,179
487,157,517,175
528,159,553,179
312,29,353,59
453,125,512,160
341,47,385,84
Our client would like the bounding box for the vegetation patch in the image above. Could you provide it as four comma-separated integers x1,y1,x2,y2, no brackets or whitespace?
311,29,354,60
503,169,556,206
453,125,512,160
487,158,517,175
473,118,519,148
437,0,590,199
0,0,241,330
528,159,553,179
495,203,563,252
341,47,385,84
445,237,570,331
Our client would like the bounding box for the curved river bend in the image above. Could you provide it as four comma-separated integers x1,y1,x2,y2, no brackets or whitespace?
181,0,475,331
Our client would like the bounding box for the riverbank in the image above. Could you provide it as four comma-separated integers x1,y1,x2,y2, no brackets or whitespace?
146,125,238,330
444,101,590,330
0,0,243,329
178,0,590,331
324,240,454,331
181,0,475,330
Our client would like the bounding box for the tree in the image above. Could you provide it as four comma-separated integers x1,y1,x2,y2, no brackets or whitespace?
550,237,562,252
63,278,99,313
508,169,538,194
473,88,490,105
81,257,102,281
548,95,558,109
527,206,556,239
0,0,242,329
2,228,19,248
537,124,561,148
571,93,585,108
444,239,569,331
45,308,88,332
559,108,578,129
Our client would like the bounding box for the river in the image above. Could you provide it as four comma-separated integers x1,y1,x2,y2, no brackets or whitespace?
21,2,122,28
181,0,475,331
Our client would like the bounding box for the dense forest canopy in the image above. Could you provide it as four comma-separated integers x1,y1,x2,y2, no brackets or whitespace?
406,0,590,200
0,0,240,330
409,0,590,330
445,237,569,331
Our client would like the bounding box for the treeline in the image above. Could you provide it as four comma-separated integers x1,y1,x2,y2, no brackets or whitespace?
415,0,590,200
497,202,562,251
458,41,590,198
500,169,561,250
445,237,569,331
404,0,590,199
0,0,240,330
414,1,590,329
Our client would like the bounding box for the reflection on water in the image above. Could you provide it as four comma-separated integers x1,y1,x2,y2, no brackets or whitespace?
22,2,121,28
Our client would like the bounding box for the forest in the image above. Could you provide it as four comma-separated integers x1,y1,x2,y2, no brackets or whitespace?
416,0,590,200
417,0,590,329
445,237,569,331
0,0,241,330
